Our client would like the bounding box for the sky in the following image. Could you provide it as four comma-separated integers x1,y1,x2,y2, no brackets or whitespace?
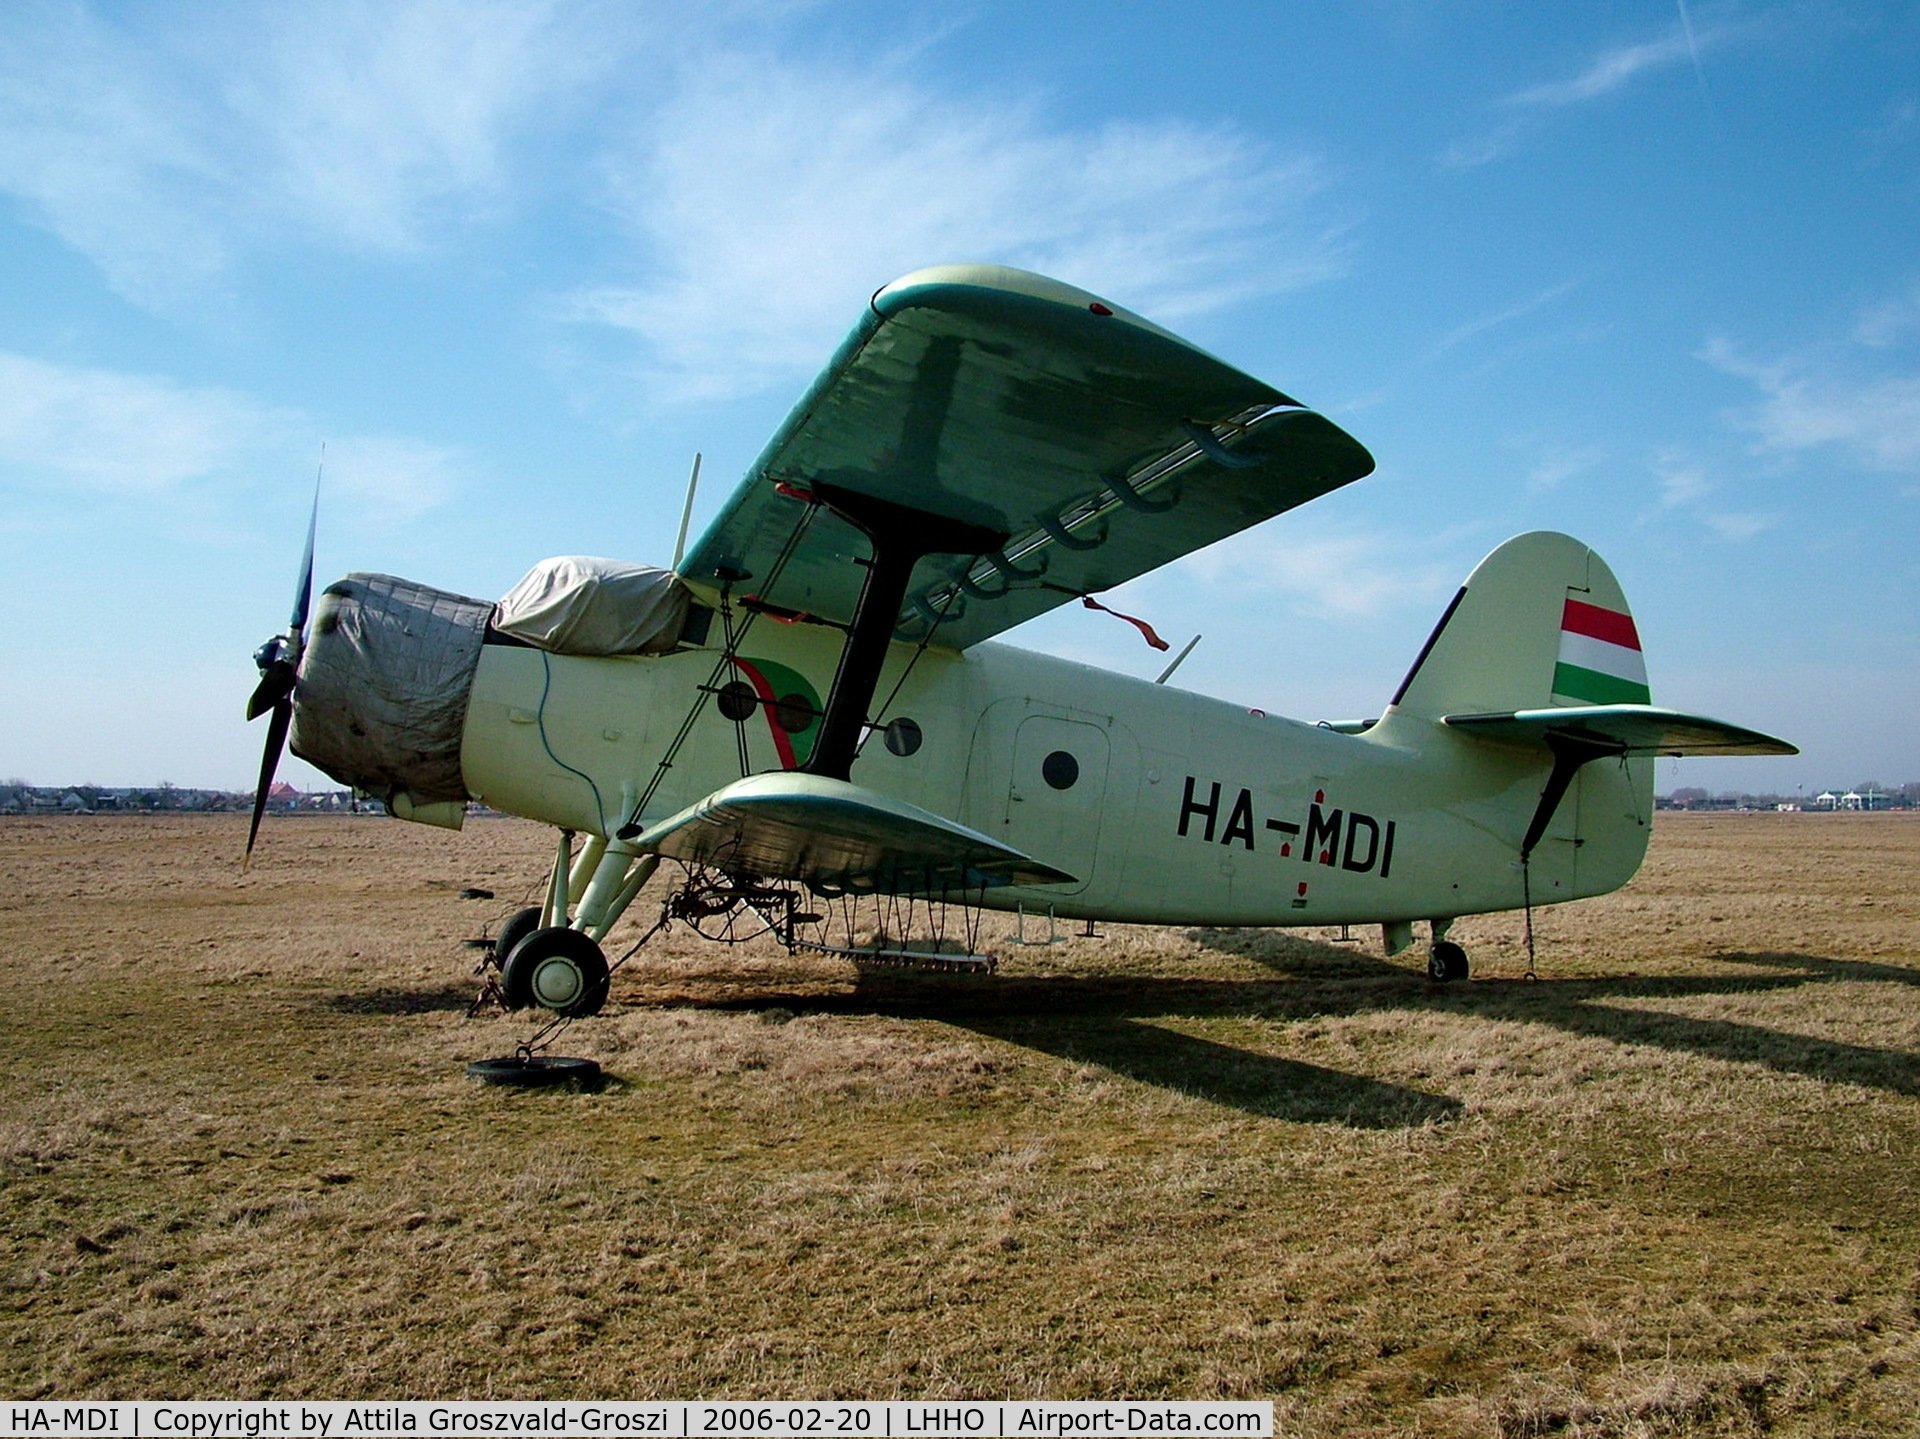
1,0,1915,798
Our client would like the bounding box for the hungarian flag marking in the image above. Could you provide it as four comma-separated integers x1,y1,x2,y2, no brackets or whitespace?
1552,597,1650,705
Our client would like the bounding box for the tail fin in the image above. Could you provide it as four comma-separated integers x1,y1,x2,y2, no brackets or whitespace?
1387,531,1645,722
1375,532,1792,906
1373,532,1651,902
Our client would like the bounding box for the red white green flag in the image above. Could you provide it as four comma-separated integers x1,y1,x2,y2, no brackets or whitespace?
1552,597,1650,705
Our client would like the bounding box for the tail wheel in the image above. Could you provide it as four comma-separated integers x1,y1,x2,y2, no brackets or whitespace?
500,927,610,1017
1427,941,1469,983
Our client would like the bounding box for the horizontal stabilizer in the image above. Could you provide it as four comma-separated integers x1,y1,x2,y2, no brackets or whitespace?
624,773,1075,893
1442,705,1797,757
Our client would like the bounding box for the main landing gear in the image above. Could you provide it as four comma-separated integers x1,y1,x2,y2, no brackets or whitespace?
486,903,614,1018
477,827,664,1018
1425,918,1469,983
1426,940,1469,983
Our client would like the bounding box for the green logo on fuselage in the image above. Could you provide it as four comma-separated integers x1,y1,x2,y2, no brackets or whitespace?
726,657,822,769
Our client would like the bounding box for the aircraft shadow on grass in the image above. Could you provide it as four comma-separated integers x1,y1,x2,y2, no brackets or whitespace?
1182,933,1920,1108
326,935,1918,1128
749,935,1920,1126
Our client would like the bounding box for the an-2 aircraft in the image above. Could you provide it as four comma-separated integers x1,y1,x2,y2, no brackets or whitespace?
245,264,1794,1017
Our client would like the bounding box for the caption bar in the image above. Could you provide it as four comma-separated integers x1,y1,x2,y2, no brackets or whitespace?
5,1404,1271,1439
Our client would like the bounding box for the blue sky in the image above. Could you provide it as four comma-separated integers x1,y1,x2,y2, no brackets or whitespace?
1,0,1915,797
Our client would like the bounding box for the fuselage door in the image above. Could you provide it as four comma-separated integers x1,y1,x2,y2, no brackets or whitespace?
1003,714,1110,895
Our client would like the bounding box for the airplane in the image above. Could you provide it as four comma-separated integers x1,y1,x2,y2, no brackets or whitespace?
245,263,1794,1019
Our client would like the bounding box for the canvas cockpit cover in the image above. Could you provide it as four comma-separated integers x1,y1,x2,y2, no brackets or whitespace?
493,557,690,657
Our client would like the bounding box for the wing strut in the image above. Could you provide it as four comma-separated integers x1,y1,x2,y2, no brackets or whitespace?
803,482,1005,781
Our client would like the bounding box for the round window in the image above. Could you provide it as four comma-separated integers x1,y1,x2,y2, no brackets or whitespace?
1041,750,1079,790
883,717,923,757
717,680,757,722
774,692,817,734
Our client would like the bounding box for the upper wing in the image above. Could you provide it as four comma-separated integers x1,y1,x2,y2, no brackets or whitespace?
1442,705,1798,756
677,265,1375,649
627,772,1074,893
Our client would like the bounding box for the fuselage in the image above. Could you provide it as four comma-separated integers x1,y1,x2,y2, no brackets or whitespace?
453,601,1651,928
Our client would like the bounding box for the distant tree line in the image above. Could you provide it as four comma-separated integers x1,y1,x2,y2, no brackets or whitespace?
4,777,1912,818
0,782,358,814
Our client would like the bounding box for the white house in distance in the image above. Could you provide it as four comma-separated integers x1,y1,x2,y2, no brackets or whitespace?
1814,790,1887,811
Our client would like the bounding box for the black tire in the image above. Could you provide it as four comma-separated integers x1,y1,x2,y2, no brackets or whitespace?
1427,940,1469,983
491,907,543,984
466,1055,602,1088
499,926,610,1017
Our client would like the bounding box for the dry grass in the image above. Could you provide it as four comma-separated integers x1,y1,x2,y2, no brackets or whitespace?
2,812,1917,1434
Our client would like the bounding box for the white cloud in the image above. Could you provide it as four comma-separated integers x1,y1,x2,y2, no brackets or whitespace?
1505,28,1709,108
1854,278,1920,348
0,0,606,308
3,6,1345,389
1525,445,1605,494
1646,449,1775,541
0,349,460,524
1444,12,1734,168
1655,456,1713,511
1700,510,1774,542
319,435,461,527
0,351,275,495
1704,336,1920,476
1438,122,1524,171
1179,517,1462,622
567,51,1345,403
1429,280,1580,359
219,0,609,251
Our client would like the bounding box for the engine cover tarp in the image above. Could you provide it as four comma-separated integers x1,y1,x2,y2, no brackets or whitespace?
291,573,491,803
493,556,689,656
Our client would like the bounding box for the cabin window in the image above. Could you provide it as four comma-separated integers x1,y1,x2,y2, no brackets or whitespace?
883,717,923,757
1042,750,1080,790
775,693,818,734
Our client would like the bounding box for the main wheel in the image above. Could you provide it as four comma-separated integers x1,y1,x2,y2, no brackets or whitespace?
1427,940,1469,983
491,906,542,973
500,926,610,1017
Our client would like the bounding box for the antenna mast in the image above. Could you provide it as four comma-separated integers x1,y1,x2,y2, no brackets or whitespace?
671,453,703,570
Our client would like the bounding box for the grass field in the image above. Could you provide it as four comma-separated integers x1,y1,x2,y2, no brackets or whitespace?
2,812,1917,1435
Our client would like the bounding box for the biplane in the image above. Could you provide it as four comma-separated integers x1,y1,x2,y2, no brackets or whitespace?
246,264,1793,1016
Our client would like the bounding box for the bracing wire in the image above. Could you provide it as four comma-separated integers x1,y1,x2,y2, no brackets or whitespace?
627,501,820,826
859,584,961,758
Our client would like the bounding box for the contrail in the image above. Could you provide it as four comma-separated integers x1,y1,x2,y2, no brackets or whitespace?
1676,0,1711,103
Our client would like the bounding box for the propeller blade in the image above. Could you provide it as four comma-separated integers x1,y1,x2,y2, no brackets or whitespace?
246,657,297,722
245,460,320,867
244,698,293,869
290,479,318,638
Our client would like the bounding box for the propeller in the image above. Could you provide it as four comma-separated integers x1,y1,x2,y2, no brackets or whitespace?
244,479,319,868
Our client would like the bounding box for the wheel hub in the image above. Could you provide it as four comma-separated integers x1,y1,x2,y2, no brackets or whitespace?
530,956,584,1009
